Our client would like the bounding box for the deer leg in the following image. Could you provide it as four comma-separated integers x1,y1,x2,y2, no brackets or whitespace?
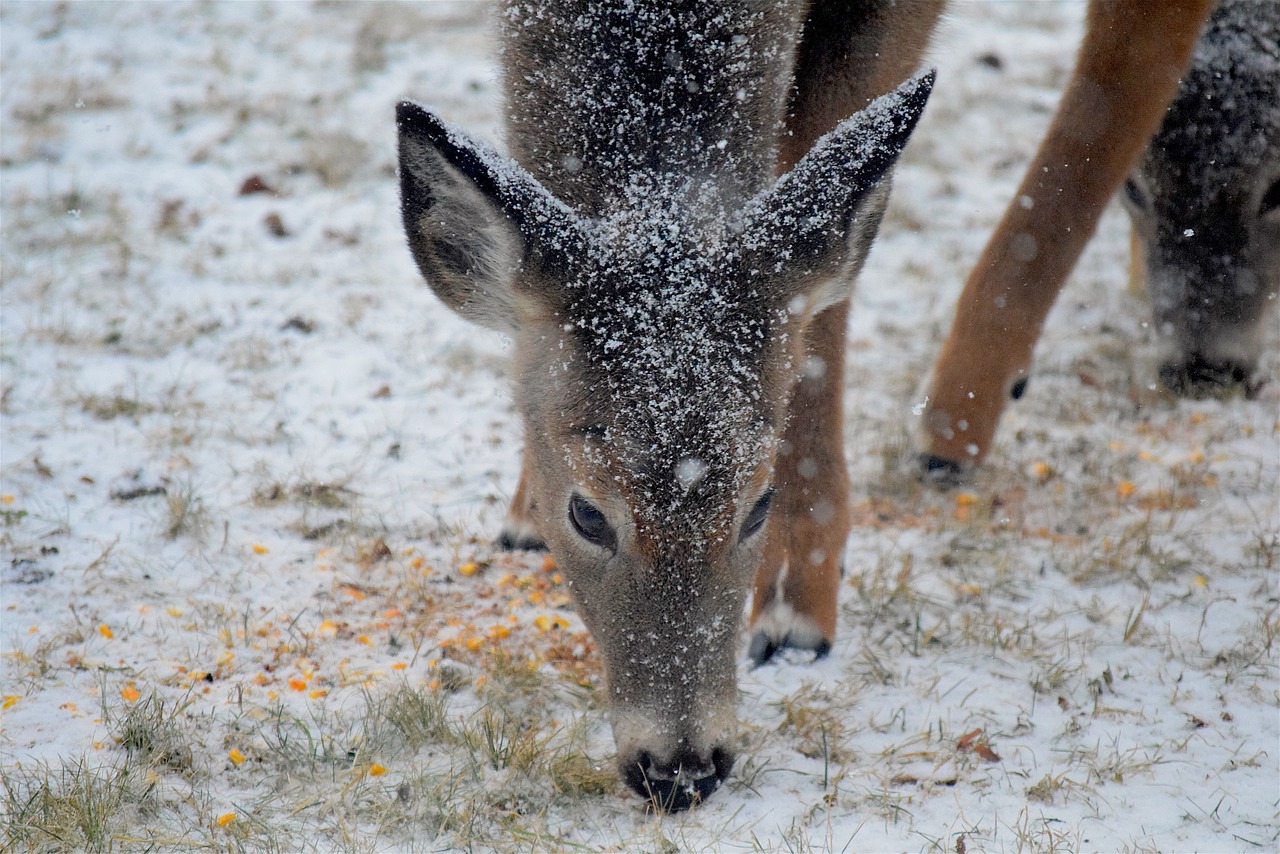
917,0,1215,481
496,447,546,551
749,301,852,665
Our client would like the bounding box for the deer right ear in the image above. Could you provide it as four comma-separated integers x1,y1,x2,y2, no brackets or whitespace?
396,101,584,332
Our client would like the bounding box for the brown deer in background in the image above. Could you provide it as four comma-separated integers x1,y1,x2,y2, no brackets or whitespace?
398,0,1215,810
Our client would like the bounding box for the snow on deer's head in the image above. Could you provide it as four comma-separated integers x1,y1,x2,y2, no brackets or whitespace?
1121,0,1279,396
396,72,932,810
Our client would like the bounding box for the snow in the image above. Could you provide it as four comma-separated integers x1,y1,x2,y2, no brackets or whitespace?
2,2,1277,851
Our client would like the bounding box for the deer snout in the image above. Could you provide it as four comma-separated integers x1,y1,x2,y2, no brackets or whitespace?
1158,353,1259,398
611,703,738,810
619,742,736,811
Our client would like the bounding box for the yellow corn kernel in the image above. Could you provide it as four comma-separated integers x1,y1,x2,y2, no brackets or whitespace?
98,623,114,639
1116,480,1137,499
217,812,236,827
252,543,268,554
458,561,480,576
228,748,246,765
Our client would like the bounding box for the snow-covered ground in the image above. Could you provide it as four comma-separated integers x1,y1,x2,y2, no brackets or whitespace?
2,2,1276,851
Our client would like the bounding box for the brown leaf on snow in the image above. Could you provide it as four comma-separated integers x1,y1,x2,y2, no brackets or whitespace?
239,174,277,196
957,728,1001,762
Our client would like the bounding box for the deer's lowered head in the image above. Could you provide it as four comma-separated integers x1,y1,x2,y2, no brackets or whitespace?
1122,0,1279,397
397,0,932,808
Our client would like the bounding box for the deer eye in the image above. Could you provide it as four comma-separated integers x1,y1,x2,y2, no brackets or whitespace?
740,489,774,543
569,493,616,552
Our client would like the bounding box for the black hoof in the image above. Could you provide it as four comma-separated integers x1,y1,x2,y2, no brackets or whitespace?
918,454,967,489
748,630,831,667
1009,376,1029,400
622,747,734,812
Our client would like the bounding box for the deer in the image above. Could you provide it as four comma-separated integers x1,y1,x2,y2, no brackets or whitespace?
398,0,1212,810
916,0,1217,480
1121,0,1279,397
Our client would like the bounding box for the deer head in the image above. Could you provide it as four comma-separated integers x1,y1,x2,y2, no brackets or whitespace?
397,71,932,809
1121,0,1279,396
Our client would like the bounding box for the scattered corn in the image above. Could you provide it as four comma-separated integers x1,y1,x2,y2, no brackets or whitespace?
0,494,14,503
288,677,307,691
1116,480,1137,499
534,614,570,632
391,661,407,670
98,623,114,639
252,543,268,554
954,491,979,507
228,748,246,765
458,561,480,577
121,684,141,702
217,812,236,827
2,695,18,710
369,763,387,777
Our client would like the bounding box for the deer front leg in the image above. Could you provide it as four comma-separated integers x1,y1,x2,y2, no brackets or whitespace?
917,0,1215,481
749,301,852,665
496,446,546,551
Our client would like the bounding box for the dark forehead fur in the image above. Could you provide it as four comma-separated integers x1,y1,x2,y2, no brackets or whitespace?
503,1,810,516
1143,0,1280,225
501,0,803,215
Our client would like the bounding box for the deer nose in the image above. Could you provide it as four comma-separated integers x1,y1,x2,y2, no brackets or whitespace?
620,744,735,811
1158,354,1252,396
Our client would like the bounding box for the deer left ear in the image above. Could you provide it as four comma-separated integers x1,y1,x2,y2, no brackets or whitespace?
739,70,934,313
397,101,586,331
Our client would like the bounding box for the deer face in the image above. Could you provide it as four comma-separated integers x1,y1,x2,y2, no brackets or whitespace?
1121,7,1279,397
396,72,931,809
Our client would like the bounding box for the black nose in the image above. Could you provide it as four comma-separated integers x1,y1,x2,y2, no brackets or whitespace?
1159,356,1252,397
621,746,734,811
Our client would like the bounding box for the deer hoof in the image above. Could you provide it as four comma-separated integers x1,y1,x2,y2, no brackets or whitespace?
918,453,968,489
748,603,831,667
